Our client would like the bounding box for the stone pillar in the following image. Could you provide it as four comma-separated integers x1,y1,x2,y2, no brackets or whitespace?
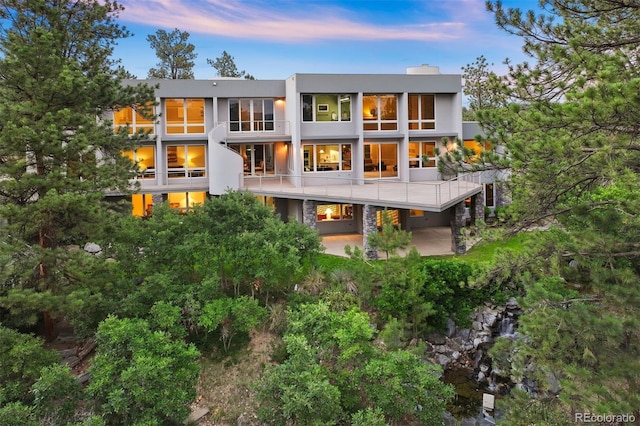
470,189,485,226
450,201,466,254
495,181,509,207
363,204,378,260
302,199,317,229
151,193,164,206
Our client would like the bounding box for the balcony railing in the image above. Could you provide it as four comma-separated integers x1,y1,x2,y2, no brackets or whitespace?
217,120,290,138
242,172,482,210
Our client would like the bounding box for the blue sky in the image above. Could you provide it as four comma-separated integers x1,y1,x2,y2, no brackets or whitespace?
113,0,542,80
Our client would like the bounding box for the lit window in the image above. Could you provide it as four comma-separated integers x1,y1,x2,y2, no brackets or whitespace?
408,94,435,130
167,145,206,178
363,94,397,131
114,103,155,134
301,94,351,122
463,140,492,163
303,143,352,172
165,99,204,134
132,193,154,217
408,141,437,168
123,146,156,179
167,192,206,212
316,204,354,221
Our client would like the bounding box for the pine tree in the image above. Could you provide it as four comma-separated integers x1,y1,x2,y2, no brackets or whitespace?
0,0,154,337
147,28,197,79
477,1,640,421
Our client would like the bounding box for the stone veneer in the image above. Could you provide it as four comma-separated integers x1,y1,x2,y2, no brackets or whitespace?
450,201,466,254
471,190,485,225
362,204,378,260
302,199,317,229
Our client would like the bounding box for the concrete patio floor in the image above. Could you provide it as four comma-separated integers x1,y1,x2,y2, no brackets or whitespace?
321,226,455,257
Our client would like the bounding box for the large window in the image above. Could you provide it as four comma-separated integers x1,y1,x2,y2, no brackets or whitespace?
317,204,353,221
166,145,206,178
132,193,154,217
229,99,274,132
364,143,398,178
408,141,437,168
114,104,155,134
408,94,435,130
165,99,204,134
168,192,206,212
303,143,352,172
363,95,397,131
302,94,351,122
123,146,156,178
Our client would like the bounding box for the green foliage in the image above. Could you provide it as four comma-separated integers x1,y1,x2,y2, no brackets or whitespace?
0,402,39,426
350,407,388,426
497,390,572,426
0,0,154,335
207,50,254,79
31,364,82,425
0,326,59,405
255,302,453,424
367,209,411,260
146,28,197,79
87,316,200,425
148,301,187,339
198,296,266,352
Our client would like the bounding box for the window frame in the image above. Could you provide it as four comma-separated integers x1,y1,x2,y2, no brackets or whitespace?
123,146,156,179
166,144,206,178
302,143,352,172
229,98,275,132
164,98,205,135
363,94,398,131
301,94,352,122
408,141,437,168
114,104,155,135
316,203,354,221
408,94,436,130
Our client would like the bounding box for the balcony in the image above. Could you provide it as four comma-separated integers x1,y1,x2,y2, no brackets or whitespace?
242,173,483,212
218,120,290,141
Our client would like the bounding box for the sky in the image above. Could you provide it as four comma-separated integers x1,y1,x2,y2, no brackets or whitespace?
112,0,543,80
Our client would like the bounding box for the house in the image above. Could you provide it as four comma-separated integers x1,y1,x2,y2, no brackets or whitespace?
111,65,494,257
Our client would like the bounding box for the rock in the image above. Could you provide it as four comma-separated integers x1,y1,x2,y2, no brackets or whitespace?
434,344,449,354
456,328,472,341
506,297,519,309
236,412,250,426
437,354,451,367
479,364,490,373
477,371,486,382
426,333,446,345
83,242,102,254
445,318,457,337
483,313,497,327
58,348,77,358
452,351,461,360
472,321,483,331
185,407,209,425
473,338,483,349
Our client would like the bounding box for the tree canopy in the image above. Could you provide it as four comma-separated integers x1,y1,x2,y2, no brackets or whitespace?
147,28,197,79
207,50,255,79
466,0,640,421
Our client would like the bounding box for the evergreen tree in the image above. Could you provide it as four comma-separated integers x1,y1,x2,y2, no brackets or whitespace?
0,0,154,336
207,50,255,79
147,28,197,79
474,1,640,421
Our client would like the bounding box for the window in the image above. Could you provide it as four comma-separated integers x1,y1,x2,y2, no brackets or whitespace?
132,193,154,217
168,192,206,212
408,141,437,168
166,145,206,178
317,204,353,221
165,99,204,134
229,99,274,132
376,209,399,227
301,94,351,122
463,140,492,163
114,104,155,134
123,146,156,178
485,183,495,207
303,143,352,172
408,94,435,130
363,95,397,131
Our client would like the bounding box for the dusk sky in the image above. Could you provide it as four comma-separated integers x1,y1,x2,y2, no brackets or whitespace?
112,0,543,80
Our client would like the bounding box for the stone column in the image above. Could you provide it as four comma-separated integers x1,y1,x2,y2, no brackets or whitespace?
470,189,485,226
302,199,317,229
151,193,164,206
363,204,378,260
450,201,466,254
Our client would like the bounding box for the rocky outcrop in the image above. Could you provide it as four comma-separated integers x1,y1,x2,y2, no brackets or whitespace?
426,297,522,395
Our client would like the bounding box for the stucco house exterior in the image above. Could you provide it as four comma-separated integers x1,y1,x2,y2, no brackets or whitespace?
111,65,496,256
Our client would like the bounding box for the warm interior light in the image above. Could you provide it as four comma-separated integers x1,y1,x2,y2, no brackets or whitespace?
325,207,333,219
319,149,324,154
